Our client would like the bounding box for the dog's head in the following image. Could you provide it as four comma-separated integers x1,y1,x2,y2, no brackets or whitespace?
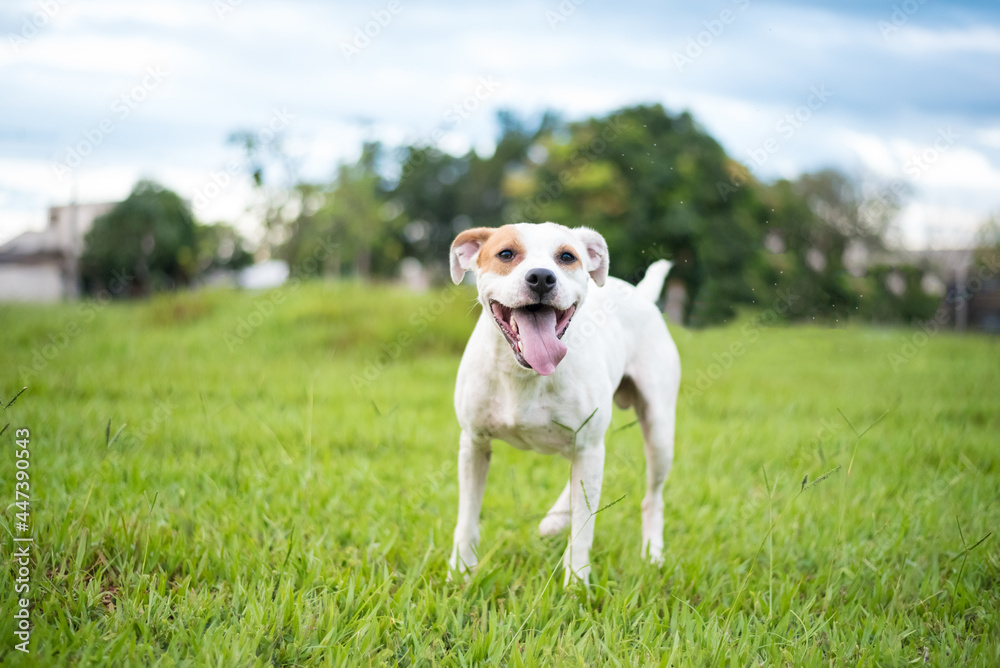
450,222,608,375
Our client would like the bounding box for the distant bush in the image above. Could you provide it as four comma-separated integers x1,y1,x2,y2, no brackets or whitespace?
81,180,252,297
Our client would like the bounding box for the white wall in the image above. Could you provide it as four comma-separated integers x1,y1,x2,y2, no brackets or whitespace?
49,202,116,253
0,263,64,302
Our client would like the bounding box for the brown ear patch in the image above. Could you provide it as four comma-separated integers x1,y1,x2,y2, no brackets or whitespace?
555,244,583,271
452,227,495,254
477,225,525,276
450,227,496,283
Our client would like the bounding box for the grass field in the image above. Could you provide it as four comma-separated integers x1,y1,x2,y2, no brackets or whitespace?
1,280,998,666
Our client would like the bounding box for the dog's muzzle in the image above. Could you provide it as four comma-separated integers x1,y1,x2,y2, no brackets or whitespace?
490,300,576,375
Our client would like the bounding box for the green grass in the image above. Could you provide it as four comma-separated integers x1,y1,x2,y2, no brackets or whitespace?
1,280,998,666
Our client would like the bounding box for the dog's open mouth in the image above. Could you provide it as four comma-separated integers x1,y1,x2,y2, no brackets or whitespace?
490,301,576,375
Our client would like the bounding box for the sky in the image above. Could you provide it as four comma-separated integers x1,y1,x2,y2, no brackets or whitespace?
1,0,999,249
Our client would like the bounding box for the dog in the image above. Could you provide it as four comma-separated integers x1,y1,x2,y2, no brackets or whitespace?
447,222,681,584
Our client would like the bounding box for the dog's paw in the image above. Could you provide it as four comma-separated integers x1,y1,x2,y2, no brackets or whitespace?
448,548,477,582
447,564,475,583
563,564,591,588
642,541,665,567
539,511,571,537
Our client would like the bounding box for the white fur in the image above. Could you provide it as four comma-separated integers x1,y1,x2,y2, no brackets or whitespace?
448,222,681,584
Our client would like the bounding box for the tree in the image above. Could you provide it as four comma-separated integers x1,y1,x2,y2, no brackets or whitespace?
281,143,406,278
81,180,199,296
509,105,762,324
752,170,929,323
217,104,944,327
195,222,254,274
228,127,301,256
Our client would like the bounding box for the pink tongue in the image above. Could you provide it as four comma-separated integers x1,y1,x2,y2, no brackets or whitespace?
516,307,567,376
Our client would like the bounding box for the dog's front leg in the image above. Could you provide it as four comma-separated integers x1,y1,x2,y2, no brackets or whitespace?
564,443,605,585
449,430,491,577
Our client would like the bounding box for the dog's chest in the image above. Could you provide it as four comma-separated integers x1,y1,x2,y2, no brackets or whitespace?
468,378,599,455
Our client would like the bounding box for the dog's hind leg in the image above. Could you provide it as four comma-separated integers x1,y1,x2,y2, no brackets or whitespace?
635,398,675,565
539,482,571,536
630,338,681,565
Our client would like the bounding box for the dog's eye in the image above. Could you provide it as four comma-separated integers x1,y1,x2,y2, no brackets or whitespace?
497,249,514,261
559,252,576,264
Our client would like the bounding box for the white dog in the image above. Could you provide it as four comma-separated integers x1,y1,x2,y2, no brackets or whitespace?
447,222,681,584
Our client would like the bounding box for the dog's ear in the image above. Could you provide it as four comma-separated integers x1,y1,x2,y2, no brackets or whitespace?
450,227,495,284
573,227,609,287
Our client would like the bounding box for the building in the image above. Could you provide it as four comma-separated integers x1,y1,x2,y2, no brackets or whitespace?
853,247,1000,333
0,202,116,302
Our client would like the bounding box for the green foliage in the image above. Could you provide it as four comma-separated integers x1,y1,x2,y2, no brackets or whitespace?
81,180,199,296
281,144,407,278
512,106,747,322
234,105,943,326
195,222,254,274
858,265,943,323
1,284,998,665
502,109,922,326
753,175,866,323
389,114,556,279
484,108,697,321
80,181,256,296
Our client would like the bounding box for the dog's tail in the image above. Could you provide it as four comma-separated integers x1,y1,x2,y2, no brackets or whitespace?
635,259,672,302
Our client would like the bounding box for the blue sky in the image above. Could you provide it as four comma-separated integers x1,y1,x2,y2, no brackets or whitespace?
2,0,999,248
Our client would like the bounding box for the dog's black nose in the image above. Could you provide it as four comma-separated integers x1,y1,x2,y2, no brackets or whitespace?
525,268,557,296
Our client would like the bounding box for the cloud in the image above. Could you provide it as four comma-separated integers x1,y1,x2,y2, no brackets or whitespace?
884,25,1000,55
977,127,1000,149
922,147,1000,190
897,202,988,249
1,0,998,251
839,130,900,176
